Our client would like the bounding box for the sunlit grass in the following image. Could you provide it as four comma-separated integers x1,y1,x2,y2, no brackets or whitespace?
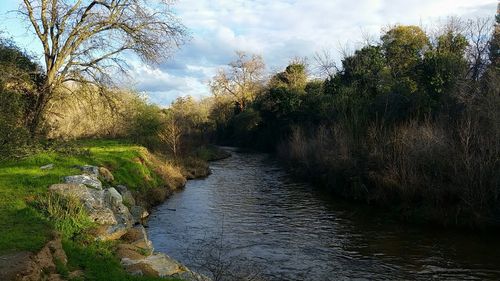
0,139,167,253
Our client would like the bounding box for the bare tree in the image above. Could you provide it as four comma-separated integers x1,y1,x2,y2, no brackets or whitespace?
210,51,265,110
313,49,338,78
18,0,186,136
464,17,493,81
158,112,182,158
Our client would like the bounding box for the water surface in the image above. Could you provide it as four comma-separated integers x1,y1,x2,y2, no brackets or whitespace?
148,148,500,280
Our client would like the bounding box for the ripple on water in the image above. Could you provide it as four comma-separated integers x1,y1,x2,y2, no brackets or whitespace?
147,148,500,281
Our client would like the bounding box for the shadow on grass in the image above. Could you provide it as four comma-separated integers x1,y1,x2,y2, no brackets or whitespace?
0,206,52,253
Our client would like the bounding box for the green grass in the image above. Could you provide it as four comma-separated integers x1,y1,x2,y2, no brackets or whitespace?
0,139,193,279
0,139,166,249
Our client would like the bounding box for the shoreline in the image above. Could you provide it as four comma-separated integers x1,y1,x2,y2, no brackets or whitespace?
0,141,231,281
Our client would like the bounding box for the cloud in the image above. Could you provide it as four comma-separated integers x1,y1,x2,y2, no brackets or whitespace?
3,0,496,105
128,0,496,105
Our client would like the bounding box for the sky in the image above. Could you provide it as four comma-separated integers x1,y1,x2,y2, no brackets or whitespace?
0,0,498,106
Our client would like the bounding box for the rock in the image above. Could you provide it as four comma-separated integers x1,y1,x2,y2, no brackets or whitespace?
175,270,213,281
64,174,102,190
49,184,133,240
122,225,147,242
122,192,136,207
0,251,32,281
50,184,117,225
105,188,123,208
116,185,128,194
0,236,68,281
123,261,160,277
99,167,114,182
104,188,134,232
116,244,147,261
121,253,184,277
116,185,136,207
130,205,149,224
122,225,153,255
80,165,99,176
40,164,54,170
121,253,211,281
95,224,128,241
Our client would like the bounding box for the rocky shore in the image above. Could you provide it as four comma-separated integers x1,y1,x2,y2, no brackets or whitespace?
11,164,211,281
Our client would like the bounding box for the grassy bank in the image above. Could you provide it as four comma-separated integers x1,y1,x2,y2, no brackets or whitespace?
0,139,208,280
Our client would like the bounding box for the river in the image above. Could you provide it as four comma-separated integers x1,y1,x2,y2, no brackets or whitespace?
147,148,500,281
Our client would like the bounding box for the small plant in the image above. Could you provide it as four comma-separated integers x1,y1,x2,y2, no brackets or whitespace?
54,257,70,279
33,193,94,238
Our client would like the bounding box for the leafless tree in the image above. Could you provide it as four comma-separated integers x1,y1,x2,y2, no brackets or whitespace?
158,112,183,158
313,49,338,78
464,17,493,81
18,0,186,136
210,51,265,110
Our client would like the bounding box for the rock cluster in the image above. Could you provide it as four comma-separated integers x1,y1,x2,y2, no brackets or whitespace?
48,165,209,281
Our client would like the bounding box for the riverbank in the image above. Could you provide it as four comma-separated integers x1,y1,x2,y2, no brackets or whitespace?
0,139,228,280
277,128,500,229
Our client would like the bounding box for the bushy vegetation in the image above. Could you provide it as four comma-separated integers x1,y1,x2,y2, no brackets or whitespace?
206,15,500,226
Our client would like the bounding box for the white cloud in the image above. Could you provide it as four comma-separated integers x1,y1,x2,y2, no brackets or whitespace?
144,0,496,103
3,0,496,104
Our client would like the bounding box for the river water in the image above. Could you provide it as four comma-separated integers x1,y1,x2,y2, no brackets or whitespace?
147,148,500,281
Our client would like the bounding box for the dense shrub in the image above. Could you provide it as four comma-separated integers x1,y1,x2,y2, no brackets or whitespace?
0,87,30,157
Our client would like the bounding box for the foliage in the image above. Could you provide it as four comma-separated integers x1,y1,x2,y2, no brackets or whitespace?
33,193,94,238
269,61,308,91
127,100,165,150
381,25,430,78
489,4,500,70
45,88,140,140
0,38,40,158
0,87,30,158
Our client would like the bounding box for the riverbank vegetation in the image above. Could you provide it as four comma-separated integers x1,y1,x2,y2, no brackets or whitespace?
203,14,499,227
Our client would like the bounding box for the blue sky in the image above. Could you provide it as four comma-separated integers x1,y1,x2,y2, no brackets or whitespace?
0,0,497,106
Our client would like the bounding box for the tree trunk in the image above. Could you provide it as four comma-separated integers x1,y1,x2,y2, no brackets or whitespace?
27,82,51,139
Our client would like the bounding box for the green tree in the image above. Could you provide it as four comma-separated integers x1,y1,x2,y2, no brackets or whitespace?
0,38,40,157
421,31,468,100
381,25,430,79
341,45,387,97
269,61,308,92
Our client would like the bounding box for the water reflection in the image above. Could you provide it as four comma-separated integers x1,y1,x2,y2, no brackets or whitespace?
147,148,500,281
